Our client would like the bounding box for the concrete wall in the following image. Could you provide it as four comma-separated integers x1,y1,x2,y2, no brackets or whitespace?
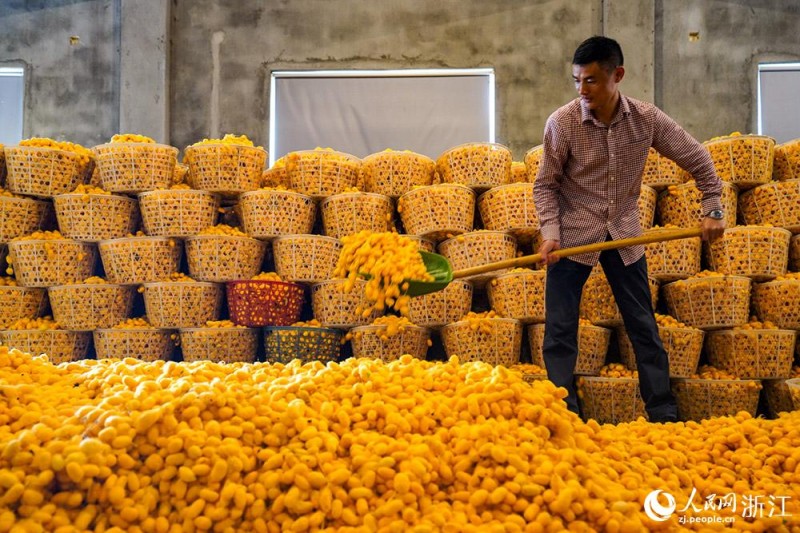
1,0,799,157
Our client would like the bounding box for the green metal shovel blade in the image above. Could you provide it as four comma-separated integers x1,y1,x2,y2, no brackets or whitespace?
403,251,454,296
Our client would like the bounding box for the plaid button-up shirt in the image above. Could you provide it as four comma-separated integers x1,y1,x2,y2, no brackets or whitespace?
534,95,722,266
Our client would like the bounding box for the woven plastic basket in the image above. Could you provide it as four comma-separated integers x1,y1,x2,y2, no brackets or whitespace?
403,235,435,253
706,226,791,281
321,192,394,239
0,286,48,329
349,324,430,362
47,283,134,331
773,138,800,181
261,167,289,189
436,143,512,190
672,378,762,421
93,328,176,361
226,280,304,327
263,326,342,364
53,193,140,242
142,281,223,329
238,189,315,239
0,195,54,243
663,275,751,330
738,179,800,233
576,377,646,424
528,323,611,376
179,327,259,363
791,235,800,272
285,150,362,198
617,324,704,378
580,270,659,327
705,328,795,379
7,239,97,288
509,162,527,184
787,378,800,411
361,151,435,197
184,144,266,197
704,134,774,190
398,183,475,241
638,185,657,230
138,189,220,237
441,317,522,366
657,181,737,229
641,149,687,191
763,379,797,417
311,279,381,329
273,235,341,284
98,236,182,285
5,146,87,197
407,280,473,328
523,145,543,183
93,142,179,193
185,235,266,283
487,269,545,324
478,184,539,243
438,231,517,285
752,279,800,329
644,231,701,282
0,329,91,364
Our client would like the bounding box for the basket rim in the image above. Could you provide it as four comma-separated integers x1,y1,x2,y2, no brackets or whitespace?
53,192,138,205
98,236,178,246
523,144,544,158
718,225,792,238
263,325,342,335
93,142,179,154
349,324,430,335
0,194,50,206
477,182,535,202
704,134,775,146
94,327,173,334
8,238,94,248
441,317,521,330
0,285,46,293
362,150,435,165
320,191,393,206
272,234,342,245
706,327,797,337
185,143,267,155
664,274,752,287
439,229,514,248
742,177,800,195
657,180,738,197
287,149,360,161
437,142,511,161
239,189,312,201
785,377,800,386
138,189,220,199
776,138,800,148
226,279,304,289
671,377,761,384
398,182,475,200
46,282,130,291
142,281,220,288
492,269,544,282
1,328,85,335
185,234,263,244
5,145,82,158
178,326,256,333
577,376,639,383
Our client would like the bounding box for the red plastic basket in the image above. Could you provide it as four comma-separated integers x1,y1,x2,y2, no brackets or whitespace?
226,280,305,327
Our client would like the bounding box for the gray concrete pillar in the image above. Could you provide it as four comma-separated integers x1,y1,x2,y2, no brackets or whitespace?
119,0,170,143
603,0,655,103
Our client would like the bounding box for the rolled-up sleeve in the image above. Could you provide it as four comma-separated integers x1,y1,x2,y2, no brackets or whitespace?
534,116,570,242
652,107,722,214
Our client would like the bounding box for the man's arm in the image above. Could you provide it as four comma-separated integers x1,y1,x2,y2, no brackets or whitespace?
651,108,725,241
534,116,570,263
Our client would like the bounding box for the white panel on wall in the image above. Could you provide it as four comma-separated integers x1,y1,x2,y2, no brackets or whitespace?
758,63,800,144
269,69,495,166
0,67,24,145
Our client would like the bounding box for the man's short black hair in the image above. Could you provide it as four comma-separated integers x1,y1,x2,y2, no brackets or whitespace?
572,36,624,72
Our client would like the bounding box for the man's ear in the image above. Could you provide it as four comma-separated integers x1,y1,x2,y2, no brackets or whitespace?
614,66,625,83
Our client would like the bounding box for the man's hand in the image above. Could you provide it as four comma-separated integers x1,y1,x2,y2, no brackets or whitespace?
701,217,726,242
539,239,561,266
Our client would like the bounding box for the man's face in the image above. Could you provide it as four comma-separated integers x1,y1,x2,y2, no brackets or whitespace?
572,61,624,114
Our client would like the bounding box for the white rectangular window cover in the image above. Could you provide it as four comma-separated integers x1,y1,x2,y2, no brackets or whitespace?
269,69,495,166
758,63,800,144
0,67,24,146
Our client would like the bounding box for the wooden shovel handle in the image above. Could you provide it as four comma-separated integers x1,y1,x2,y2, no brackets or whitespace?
452,227,703,279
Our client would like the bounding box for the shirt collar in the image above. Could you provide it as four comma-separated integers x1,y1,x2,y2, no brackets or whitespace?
580,94,630,126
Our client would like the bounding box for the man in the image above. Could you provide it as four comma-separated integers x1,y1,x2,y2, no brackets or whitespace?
533,36,725,422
